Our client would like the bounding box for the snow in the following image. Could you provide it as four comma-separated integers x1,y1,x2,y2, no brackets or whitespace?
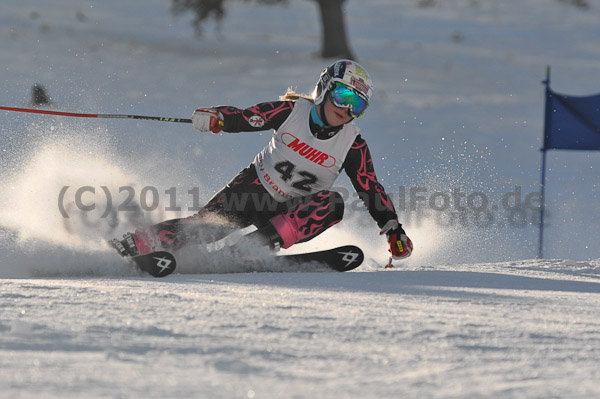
2,264,600,399
1,0,600,398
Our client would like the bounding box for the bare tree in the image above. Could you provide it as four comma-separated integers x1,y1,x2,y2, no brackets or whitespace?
314,0,354,59
171,0,356,59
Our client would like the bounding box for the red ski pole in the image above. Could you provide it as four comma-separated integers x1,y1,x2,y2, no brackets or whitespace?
0,106,192,124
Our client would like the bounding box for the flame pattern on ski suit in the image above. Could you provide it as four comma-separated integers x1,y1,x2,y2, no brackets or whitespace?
342,136,398,229
218,101,295,132
131,166,343,253
271,190,344,249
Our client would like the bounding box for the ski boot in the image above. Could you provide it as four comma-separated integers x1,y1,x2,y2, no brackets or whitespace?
109,232,140,258
245,223,283,252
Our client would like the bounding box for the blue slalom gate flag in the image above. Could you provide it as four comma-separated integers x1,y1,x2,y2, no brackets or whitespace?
538,69,600,259
543,87,600,150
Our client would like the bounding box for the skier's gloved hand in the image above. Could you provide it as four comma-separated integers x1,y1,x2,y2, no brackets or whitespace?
380,220,413,260
192,108,224,134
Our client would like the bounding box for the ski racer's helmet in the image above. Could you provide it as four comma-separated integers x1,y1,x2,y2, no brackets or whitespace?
312,59,374,118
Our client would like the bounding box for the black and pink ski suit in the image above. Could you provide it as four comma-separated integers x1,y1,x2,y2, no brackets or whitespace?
131,100,399,254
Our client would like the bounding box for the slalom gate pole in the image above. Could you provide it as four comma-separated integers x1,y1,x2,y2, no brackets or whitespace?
537,66,552,259
0,106,192,124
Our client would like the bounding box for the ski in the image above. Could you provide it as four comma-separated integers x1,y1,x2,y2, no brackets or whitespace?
129,251,177,277
125,245,363,277
278,245,364,272
199,226,364,271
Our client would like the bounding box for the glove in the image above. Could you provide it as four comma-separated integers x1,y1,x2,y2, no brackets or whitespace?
192,108,224,133
380,220,413,260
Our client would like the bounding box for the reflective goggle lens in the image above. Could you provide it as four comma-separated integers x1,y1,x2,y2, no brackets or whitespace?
330,83,368,117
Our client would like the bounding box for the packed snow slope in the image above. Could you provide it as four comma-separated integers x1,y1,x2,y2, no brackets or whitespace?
1,0,600,398
2,263,600,399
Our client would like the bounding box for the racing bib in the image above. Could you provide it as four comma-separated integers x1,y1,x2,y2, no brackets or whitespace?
253,98,359,202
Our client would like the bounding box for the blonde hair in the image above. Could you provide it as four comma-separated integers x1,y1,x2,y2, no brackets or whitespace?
279,87,314,103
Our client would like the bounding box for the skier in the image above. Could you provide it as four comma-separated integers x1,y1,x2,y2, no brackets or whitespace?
111,60,413,262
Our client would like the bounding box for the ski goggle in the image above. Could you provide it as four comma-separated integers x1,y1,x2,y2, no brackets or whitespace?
329,82,369,117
